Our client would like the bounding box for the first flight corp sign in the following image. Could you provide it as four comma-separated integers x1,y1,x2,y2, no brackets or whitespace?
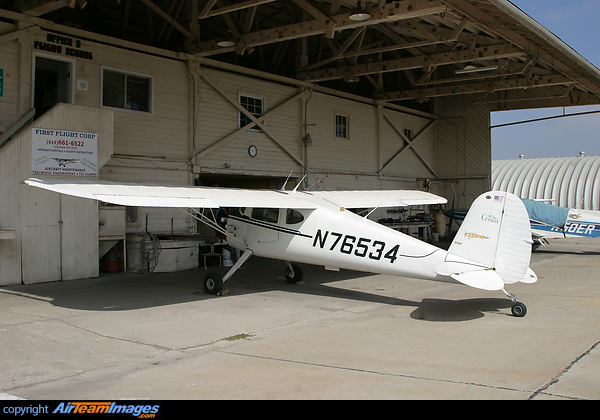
31,128,98,177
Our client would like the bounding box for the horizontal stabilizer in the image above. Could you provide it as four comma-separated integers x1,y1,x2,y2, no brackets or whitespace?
520,267,538,284
435,260,504,290
449,270,505,291
434,260,487,276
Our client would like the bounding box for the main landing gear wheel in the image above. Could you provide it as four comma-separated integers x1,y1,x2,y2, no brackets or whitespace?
502,288,527,317
284,263,303,284
204,273,223,295
201,249,254,296
511,301,527,317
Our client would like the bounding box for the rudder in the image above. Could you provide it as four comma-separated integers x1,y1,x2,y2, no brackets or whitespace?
439,191,535,289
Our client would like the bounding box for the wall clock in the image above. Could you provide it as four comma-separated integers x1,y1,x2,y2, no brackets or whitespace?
248,145,257,157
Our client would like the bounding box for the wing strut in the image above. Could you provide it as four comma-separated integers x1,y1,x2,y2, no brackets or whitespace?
223,249,253,283
178,207,248,249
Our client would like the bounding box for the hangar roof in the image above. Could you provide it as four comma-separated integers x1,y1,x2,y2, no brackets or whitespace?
492,155,600,210
3,0,600,113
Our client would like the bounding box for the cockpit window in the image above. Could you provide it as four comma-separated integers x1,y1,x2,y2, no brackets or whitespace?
251,208,279,223
227,207,243,217
286,209,304,225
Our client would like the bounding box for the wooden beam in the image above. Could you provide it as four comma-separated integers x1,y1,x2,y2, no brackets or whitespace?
0,25,41,44
378,110,436,176
442,0,600,97
383,74,577,101
301,43,525,82
0,108,35,148
20,0,76,17
194,0,446,56
140,0,193,39
191,72,306,166
200,0,277,18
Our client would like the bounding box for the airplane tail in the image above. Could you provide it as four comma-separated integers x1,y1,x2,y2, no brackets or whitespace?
435,191,537,291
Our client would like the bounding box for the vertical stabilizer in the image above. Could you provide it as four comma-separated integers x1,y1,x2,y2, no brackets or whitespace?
446,192,534,286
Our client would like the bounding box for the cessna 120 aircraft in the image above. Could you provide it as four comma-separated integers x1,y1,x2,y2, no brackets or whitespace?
25,178,537,317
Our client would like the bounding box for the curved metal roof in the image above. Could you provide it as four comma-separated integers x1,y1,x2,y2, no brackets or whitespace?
492,155,600,210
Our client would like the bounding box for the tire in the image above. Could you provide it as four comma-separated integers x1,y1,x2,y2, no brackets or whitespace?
511,302,527,317
204,273,224,294
284,264,303,284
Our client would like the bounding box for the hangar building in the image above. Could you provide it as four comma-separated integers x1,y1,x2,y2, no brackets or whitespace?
2,0,600,284
492,155,600,211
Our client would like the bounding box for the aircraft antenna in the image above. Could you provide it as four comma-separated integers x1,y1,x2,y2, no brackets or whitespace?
281,171,294,191
293,174,307,192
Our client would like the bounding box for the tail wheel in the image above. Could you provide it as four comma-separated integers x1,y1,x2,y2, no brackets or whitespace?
511,302,527,317
284,264,303,284
204,273,223,294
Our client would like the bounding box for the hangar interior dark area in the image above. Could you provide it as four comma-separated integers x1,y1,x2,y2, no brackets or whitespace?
4,0,600,113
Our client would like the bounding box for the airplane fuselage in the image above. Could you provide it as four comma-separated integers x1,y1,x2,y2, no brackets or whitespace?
224,199,449,282
531,208,600,239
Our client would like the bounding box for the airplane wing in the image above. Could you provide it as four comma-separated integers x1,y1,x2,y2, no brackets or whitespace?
303,189,447,208
24,178,446,209
24,178,316,209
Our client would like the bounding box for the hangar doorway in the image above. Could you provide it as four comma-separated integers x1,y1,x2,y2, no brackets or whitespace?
33,56,72,119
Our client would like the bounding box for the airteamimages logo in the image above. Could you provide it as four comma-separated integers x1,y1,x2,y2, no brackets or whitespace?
52,402,160,417
2,401,164,418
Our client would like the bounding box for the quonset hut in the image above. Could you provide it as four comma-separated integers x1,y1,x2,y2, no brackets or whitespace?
492,155,600,211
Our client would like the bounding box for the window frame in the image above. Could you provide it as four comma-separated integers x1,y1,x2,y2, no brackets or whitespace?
286,209,305,225
101,66,154,114
238,92,265,132
335,113,349,140
251,207,279,224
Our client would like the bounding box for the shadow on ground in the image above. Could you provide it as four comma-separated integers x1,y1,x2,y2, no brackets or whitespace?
2,257,513,322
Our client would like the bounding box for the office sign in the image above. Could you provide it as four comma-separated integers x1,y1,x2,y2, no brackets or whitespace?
31,128,98,177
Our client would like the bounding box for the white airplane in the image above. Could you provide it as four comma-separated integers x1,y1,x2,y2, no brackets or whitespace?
25,178,537,317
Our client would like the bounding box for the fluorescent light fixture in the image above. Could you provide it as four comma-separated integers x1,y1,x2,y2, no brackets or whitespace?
217,40,236,48
455,65,498,74
349,12,371,21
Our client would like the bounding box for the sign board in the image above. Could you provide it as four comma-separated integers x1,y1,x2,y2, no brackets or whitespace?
31,128,98,177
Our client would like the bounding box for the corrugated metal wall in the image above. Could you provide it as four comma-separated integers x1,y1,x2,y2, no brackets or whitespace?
0,104,113,285
492,156,600,210
434,96,493,209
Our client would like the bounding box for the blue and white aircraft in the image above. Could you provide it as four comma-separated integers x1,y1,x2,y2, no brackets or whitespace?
521,199,600,243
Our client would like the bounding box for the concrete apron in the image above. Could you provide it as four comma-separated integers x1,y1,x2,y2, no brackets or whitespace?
0,238,598,399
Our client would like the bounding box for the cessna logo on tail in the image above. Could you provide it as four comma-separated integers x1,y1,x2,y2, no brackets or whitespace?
481,213,499,223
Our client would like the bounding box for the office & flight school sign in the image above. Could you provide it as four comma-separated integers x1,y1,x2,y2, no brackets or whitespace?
34,33,93,60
